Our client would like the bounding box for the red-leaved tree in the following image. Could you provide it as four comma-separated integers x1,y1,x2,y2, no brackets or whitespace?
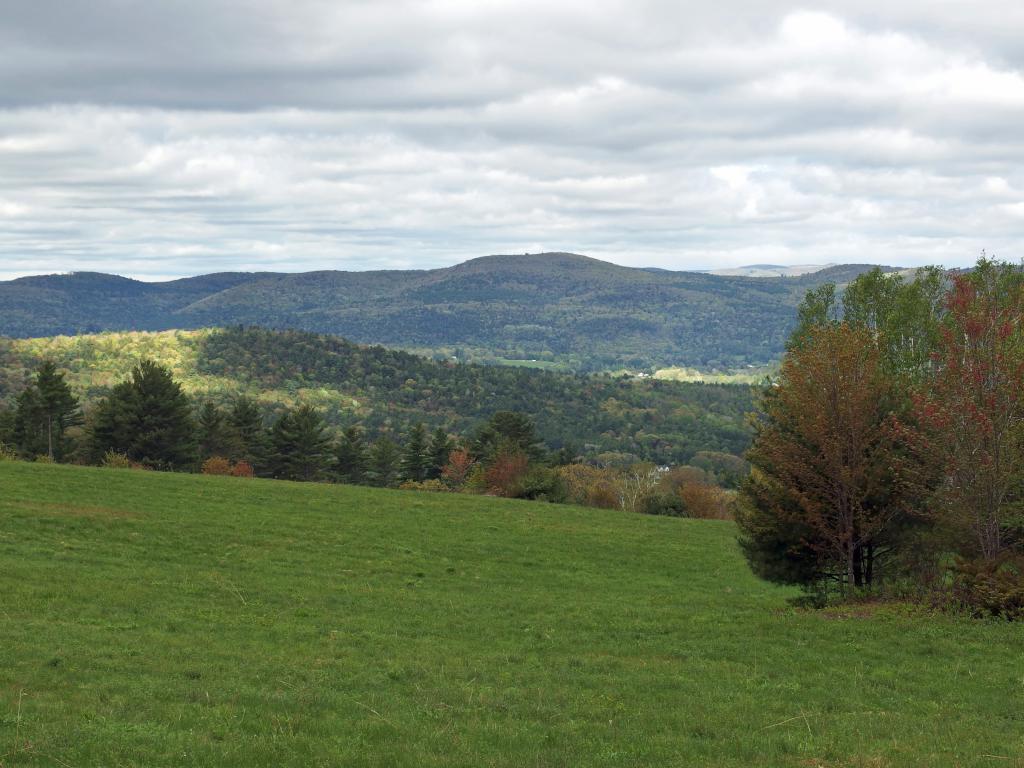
908,263,1024,559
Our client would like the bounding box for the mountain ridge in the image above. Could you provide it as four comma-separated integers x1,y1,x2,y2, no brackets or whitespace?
0,252,896,370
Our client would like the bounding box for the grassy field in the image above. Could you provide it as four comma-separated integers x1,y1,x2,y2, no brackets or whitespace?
653,365,776,385
1,462,1022,767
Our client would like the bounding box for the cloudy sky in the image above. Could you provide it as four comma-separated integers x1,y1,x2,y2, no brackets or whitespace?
1,1,1022,280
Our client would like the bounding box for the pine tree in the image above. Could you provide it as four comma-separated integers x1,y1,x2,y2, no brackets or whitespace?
196,401,241,460
89,359,195,470
472,411,545,462
335,425,368,484
228,396,268,472
268,404,332,481
426,427,453,480
0,406,14,449
13,361,82,460
368,437,400,487
399,422,429,482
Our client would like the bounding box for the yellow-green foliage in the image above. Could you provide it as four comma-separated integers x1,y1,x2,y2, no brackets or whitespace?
3,329,366,424
653,365,775,384
0,327,756,467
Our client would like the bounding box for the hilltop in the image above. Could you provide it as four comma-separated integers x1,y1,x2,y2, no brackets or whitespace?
0,253,893,371
1,461,1020,766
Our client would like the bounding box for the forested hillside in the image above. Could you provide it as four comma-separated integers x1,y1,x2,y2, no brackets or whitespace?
0,253,891,370
0,327,753,465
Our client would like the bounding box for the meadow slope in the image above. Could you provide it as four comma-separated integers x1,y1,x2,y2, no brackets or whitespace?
1,462,1022,767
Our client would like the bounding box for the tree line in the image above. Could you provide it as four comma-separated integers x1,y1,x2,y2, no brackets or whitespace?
0,326,754,468
0,358,738,518
737,259,1024,618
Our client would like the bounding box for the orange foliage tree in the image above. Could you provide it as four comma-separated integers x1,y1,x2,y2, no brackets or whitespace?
483,448,529,497
737,323,910,590
441,449,476,489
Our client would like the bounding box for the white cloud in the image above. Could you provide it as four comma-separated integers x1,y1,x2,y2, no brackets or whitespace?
0,3,1022,278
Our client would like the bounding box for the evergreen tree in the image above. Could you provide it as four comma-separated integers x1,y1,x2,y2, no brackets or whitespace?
426,426,453,480
228,396,268,472
335,425,368,484
399,422,429,482
472,411,545,462
268,404,332,481
13,361,82,460
0,406,14,448
367,437,399,487
196,401,241,460
89,359,195,470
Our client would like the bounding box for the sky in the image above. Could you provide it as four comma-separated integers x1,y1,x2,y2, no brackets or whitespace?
1,1,1023,280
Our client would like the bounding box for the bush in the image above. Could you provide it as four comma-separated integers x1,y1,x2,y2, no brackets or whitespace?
948,556,1024,620
679,482,732,520
558,464,620,509
201,456,234,476
484,450,530,497
639,492,686,517
515,466,567,503
230,460,255,478
0,443,18,462
102,450,133,469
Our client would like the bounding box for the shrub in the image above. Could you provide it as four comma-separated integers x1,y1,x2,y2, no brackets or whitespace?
0,443,18,462
230,460,255,478
34,455,55,464
558,464,620,509
658,465,710,494
102,450,133,469
201,456,234,476
484,449,530,497
639,492,686,517
948,556,1024,620
515,466,567,503
679,482,732,520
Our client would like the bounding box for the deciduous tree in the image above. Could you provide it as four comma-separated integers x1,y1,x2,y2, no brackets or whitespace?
907,262,1024,559
737,324,910,591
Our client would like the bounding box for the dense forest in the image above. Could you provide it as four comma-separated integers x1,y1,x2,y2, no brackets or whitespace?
0,354,744,518
0,253,892,371
0,326,753,467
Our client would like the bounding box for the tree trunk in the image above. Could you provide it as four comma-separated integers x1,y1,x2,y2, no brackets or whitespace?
852,544,864,588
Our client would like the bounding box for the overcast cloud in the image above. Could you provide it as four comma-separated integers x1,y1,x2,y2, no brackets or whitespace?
1,0,1022,279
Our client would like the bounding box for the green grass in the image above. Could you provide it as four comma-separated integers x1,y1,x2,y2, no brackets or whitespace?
490,358,569,371
1,462,1022,767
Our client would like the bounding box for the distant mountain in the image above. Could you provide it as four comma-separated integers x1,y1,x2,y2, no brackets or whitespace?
0,252,894,370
